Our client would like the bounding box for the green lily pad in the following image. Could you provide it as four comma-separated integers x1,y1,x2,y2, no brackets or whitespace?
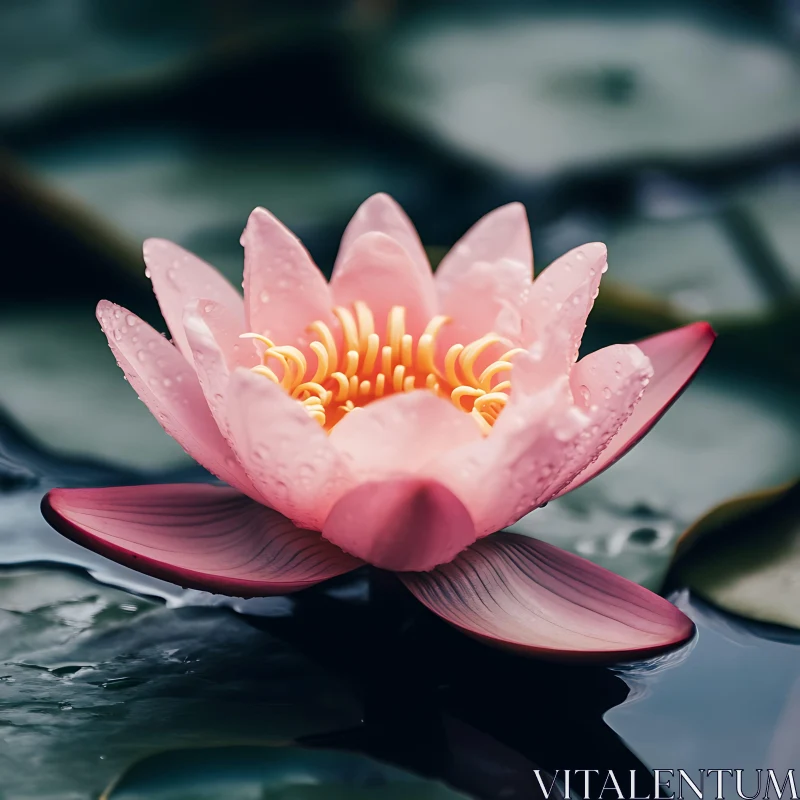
509,352,800,590
0,0,332,124
604,214,772,321
0,303,189,468
104,746,469,799
670,483,800,628
25,134,427,284
735,175,800,289
0,566,360,799
362,12,800,176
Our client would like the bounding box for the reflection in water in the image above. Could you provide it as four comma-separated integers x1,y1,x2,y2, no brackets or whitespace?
608,593,800,773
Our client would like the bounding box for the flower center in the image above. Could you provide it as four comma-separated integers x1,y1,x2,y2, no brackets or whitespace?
242,302,524,433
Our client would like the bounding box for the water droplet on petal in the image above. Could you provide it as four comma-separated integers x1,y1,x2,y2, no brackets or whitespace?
602,387,612,400
259,290,270,304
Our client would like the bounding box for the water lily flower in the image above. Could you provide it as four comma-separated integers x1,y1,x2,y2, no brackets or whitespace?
42,195,715,662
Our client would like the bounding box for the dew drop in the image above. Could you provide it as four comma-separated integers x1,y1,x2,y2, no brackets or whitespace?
144,268,152,279
136,350,147,363
113,330,122,341
162,377,172,388
602,386,612,400
259,290,270,304
579,385,591,405
575,250,586,261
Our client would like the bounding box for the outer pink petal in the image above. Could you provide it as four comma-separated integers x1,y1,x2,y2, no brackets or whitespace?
329,232,437,339
426,342,651,537
520,242,607,352
322,478,476,572
42,485,361,596
327,391,481,480
400,532,694,662
226,369,351,530
555,321,716,498
334,193,432,286
96,301,259,500
435,203,533,348
241,207,336,348
143,239,244,362
183,300,258,440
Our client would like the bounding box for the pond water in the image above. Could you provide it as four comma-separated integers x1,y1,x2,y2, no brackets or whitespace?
1,409,797,800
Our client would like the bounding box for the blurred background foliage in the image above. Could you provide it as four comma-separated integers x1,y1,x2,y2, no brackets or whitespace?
0,0,799,796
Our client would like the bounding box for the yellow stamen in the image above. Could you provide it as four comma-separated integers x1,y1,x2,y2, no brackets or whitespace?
245,302,524,434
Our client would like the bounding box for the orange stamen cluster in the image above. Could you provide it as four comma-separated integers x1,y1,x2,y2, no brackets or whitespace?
243,302,524,434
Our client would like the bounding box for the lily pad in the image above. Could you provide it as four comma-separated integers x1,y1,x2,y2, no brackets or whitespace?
510,351,800,590
105,746,469,799
0,566,360,799
0,0,335,124
606,592,800,772
0,304,190,469
362,12,800,176
604,215,772,321
670,483,800,629
735,173,800,290
24,133,429,284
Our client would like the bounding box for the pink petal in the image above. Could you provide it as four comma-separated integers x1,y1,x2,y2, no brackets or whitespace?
555,321,716,498
521,242,607,352
426,343,652,537
96,301,259,500
241,207,336,349
226,369,351,530
329,232,437,339
335,193,431,286
183,300,258,440
322,478,476,572
42,484,361,596
435,203,532,290
143,239,244,363
400,532,694,662
328,391,481,480
189,298,258,371
435,203,533,349
422,378,575,537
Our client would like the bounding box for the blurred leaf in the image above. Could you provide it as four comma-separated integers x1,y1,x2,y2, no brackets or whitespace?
605,215,772,320
362,12,800,176
0,304,189,469
510,359,800,590
735,173,800,291
670,483,800,629
104,746,469,800
24,133,429,285
0,566,360,799
0,0,344,125
673,479,798,562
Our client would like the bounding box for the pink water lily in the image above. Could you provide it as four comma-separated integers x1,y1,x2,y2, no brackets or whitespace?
42,194,715,662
